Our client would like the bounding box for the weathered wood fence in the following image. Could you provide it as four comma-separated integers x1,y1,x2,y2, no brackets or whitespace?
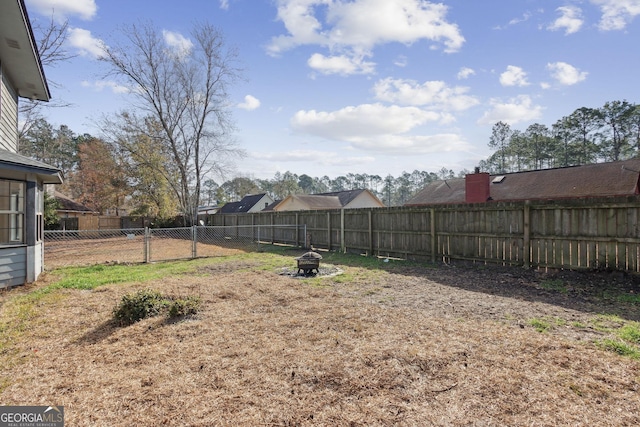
208,196,640,273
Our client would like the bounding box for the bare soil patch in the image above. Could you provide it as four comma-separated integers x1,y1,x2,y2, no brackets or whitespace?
1,255,639,426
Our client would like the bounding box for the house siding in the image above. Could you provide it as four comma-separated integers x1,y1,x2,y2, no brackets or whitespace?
0,247,27,288
248,195,274,212
274,198,306,211
344,193,384,209
0,64,19,153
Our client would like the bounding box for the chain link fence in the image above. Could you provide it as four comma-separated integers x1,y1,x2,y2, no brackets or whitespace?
44,225,306,268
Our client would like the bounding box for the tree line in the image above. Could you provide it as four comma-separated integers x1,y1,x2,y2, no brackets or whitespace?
483,100,640,174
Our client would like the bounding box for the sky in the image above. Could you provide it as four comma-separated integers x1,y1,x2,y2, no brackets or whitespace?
23,0,640,181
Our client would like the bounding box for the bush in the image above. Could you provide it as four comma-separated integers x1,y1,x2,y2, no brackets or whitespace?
112,289,168,326
112,289,201,326
168,296,202,318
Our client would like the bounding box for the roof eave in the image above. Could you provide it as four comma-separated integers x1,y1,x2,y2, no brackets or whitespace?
0,0,51,101
0,150,63,184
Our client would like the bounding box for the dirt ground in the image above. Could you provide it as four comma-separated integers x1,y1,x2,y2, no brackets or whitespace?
339,260,640,341
1,252,640,426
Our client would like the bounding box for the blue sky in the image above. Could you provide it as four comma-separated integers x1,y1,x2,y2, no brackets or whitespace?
24,0,640,181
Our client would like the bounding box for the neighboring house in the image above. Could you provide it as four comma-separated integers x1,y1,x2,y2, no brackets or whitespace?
55,192,96,217
54,192,98,230
405,159,640,206
269,189,385,212
218,193,275,214
1,0,62,287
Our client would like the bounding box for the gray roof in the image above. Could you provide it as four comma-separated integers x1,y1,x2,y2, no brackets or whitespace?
55,192,95,213
315,189,367,206
405,178,466,205
287,194,343,210
0,149,62,184
219,193,268,214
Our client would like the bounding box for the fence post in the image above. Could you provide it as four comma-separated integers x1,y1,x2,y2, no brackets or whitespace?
304,224,308,248
430,208,436,263
192,225,197,259
368,210,373,256
523,202,531,269
144,227,150,263
327,212,331,251
340,208,345,253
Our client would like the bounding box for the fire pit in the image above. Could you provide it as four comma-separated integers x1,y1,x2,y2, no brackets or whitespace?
295,251,322,275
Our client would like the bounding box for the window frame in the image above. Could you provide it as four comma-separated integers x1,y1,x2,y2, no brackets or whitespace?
0,179,26,246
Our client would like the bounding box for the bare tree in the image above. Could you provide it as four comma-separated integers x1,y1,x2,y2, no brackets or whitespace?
18,15,75,141
100,21,244,224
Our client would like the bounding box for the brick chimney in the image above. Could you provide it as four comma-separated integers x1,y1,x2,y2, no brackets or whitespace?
465,167,490,203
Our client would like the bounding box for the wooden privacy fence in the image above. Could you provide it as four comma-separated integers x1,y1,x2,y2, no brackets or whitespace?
209,196,640,273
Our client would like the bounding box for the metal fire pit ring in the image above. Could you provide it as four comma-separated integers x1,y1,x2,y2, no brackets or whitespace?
295,251,323,275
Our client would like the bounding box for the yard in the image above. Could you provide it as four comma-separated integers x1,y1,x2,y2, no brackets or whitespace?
1,248,639,426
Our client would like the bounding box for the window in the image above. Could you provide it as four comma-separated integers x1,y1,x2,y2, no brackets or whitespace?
0,180,25,245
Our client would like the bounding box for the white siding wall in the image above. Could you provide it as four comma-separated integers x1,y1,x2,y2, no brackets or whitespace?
0,64,19,153
248,195,275,212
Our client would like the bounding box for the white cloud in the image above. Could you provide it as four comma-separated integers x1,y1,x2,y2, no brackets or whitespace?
457,67,475,80
68,27,104,58
591,0,640,30
81,80,129,94
162,30,193,57
547,6,584,34
394,55,408,67
494,11,533,30
289,103,471,155
348,133,471,155
499,65,529,87
27,0,97,20
307,53,376,75
238,95,261,111
291,103,444,140
477,95,543,125
252,150,376,167
372,78,479,111
508,11,533,26
268,0,464,74
547,62,588,85
219,0,229,10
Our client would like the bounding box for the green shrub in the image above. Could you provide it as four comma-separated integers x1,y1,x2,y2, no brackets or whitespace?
112,289,168,326
168,296,201,318
112,289,202,326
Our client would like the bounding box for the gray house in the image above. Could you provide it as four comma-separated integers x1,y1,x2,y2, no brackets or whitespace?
1,0,62,287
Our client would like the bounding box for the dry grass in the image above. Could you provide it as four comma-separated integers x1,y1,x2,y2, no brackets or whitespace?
1,254,639,426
